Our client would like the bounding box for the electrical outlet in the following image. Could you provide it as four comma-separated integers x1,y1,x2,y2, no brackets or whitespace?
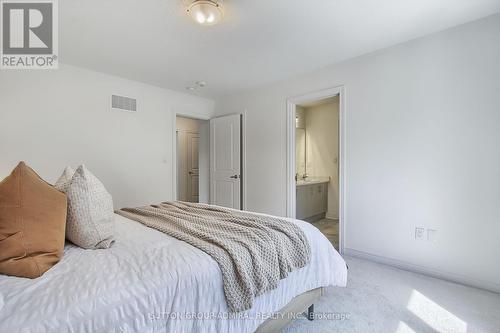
415,227,425,240
427,229,438,242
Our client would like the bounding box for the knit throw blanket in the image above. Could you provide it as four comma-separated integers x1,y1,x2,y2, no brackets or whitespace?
116,201,311,312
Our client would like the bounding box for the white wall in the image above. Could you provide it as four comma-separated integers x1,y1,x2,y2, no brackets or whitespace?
216,15,500,291
0,64,214,208
304,98,340,219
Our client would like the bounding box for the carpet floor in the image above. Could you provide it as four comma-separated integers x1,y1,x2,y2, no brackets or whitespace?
284,256,500,333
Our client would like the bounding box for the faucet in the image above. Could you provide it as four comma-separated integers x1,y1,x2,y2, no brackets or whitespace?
296,173,309,181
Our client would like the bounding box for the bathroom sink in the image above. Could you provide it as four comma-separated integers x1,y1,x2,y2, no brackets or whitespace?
296,177,330,186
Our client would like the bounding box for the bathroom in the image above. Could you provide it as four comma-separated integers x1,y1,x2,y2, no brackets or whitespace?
295,96,340,249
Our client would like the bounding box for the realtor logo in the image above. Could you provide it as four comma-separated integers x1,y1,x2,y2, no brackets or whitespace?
1,0,58,69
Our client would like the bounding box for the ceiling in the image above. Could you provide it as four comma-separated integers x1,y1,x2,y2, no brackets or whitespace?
59,0,500,98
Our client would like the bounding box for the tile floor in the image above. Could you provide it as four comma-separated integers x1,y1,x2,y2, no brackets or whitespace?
312,218,339,250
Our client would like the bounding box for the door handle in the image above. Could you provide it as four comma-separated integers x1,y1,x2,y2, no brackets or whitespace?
229,175,240,179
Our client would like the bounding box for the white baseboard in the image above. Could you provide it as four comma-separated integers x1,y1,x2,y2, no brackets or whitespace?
344,248,500,294
325,213,338,220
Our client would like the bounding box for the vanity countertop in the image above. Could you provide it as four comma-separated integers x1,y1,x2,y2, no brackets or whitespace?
296,177,330,187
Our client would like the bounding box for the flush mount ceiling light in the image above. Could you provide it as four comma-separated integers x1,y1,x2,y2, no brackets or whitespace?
187,0,223,26
186,80,208,91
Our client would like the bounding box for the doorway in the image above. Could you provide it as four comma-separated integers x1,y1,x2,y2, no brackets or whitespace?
173,113,244,210
176,116,209,203
286,86,346,253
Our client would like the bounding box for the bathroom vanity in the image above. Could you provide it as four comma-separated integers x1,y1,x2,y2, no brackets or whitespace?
296,178,329,221
295,106,335,222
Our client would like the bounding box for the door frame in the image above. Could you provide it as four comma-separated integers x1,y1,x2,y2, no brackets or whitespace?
171,112,210,202
286,86,346,254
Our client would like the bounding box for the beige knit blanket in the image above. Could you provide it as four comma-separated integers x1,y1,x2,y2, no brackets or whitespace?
116,201,311,312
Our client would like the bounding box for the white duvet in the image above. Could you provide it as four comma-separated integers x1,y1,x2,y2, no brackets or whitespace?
0,213,347,333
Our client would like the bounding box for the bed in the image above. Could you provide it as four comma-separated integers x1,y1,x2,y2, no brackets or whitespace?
0,211,347,333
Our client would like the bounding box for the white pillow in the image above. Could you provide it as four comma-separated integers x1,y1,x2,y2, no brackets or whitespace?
65,165,115,249
54,166,75,193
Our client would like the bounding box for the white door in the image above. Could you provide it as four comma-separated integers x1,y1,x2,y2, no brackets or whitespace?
210,114,241,209
186,132,200,202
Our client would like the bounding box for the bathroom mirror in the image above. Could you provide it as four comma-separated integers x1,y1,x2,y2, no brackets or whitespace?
295,128,306,177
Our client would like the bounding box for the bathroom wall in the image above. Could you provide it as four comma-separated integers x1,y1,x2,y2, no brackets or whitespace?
304,97,340,219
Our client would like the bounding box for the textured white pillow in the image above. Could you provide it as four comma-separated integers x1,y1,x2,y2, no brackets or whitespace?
65,165,115,249
54,166,75,193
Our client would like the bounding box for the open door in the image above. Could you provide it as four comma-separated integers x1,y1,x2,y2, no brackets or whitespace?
210,114,241,209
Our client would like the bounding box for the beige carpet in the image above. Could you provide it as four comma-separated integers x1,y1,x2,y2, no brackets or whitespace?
284,256,500,333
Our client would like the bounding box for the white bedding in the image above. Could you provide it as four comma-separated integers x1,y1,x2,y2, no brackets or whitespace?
0,213,347,333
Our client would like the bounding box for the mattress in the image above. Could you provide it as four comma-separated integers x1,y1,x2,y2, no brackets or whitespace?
0,213,347,333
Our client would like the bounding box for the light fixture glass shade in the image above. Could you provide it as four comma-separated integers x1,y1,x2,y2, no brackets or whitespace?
188,0,223,26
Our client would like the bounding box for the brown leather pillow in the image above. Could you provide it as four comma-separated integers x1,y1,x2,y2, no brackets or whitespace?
0,162,67,278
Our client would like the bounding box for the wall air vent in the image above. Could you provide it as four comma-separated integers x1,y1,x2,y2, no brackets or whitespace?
111,95,137,112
